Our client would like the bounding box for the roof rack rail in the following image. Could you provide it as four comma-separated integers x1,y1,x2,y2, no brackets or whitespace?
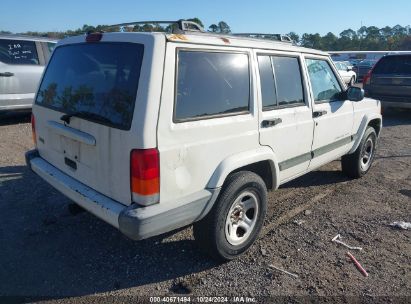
108,20,205,33
90,21,295,45
232,33,293,43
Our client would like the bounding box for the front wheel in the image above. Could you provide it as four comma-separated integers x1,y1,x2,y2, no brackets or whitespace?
342,127,377,178
193,171,267,261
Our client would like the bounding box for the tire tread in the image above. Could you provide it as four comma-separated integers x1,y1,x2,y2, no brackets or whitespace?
193,171,267,261
342,126,376,178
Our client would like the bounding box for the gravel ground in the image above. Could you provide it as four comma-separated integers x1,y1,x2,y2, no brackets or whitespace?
0,110,410,303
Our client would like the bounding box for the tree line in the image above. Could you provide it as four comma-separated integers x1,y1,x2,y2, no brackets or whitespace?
287,25,411,51
1,18,410,51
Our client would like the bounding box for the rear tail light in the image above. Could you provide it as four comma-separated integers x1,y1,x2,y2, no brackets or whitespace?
363,71,372,86
31,113,37,146
86,32,103,42
130,149,160,206
363,59,380,86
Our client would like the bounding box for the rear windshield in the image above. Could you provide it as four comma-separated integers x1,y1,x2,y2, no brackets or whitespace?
35,42,144,130
373,55,411,75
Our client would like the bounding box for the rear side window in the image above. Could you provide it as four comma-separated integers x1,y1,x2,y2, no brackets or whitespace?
35,43,144,130
175,51,250,122
306,58,342,102
273,57,305,106
373,55,411,75
0,39,39,65
258,55,304,110
258,55,277,108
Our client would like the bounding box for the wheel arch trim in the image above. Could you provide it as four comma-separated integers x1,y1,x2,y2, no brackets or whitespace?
206,146,280,190
349,113,382,154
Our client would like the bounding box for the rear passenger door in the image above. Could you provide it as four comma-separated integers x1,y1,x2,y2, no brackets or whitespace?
157,44,259,203
257,52,314,183
304,56,354,169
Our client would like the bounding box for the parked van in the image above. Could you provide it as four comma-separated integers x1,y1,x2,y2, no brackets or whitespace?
26,21,382,260
0,35,57,113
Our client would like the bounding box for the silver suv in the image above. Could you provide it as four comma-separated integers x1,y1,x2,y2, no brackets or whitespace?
0,35,56,113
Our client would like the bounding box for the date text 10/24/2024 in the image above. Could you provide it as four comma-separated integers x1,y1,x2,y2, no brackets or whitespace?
149,296,257,303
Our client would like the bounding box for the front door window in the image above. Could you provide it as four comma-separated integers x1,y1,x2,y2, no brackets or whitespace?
306,59,342,102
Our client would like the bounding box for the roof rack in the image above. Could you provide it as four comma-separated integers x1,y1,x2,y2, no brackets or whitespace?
232,33,293,43
108,20,205,34
97,20,294,44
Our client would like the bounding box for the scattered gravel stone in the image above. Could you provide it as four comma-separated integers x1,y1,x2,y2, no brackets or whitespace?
260,248,267,256
294,219,306,225
0,111,410,299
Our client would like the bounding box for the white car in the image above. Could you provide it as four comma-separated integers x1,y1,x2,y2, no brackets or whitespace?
26,21,382,261
334,61,357,86
0,35,56,113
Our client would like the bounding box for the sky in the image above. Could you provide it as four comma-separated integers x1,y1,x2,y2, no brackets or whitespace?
1,0,410,36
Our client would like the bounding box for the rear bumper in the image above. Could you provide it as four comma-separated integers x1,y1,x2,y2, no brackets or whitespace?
366,95,411,109
25,150,220,240
382,102,411,109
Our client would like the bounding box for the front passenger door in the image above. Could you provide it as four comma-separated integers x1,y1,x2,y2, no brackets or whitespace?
305,57,354,170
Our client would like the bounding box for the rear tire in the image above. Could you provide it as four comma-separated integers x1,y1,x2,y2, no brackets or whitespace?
342,127,377,178
193,171,267,261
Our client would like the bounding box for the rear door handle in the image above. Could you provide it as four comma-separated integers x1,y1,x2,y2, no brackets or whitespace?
313,110,327,118
262,118,282,128
0,72,14,77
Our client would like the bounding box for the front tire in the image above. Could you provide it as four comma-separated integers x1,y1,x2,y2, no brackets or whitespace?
193,171,267,261
342,127,377,178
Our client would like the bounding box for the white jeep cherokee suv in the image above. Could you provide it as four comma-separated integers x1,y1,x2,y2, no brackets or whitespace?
26,22,382,261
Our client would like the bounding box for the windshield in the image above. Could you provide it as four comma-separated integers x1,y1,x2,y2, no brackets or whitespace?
35,42,144,130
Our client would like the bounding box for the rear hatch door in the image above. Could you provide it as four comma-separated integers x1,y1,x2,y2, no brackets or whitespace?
33,34,157,206
370,55,411,98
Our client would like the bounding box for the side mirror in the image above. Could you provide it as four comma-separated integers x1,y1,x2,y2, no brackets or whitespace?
347,86,364,102
346,68,352,72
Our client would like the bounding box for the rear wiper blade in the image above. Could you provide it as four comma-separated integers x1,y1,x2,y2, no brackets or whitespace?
60,111,112,125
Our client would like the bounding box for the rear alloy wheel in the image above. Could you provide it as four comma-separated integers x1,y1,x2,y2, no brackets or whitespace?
193,171,267,261
225,190,259,246
342,126,377,178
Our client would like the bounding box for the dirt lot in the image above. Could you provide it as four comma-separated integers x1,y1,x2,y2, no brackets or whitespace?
0,111,410,303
